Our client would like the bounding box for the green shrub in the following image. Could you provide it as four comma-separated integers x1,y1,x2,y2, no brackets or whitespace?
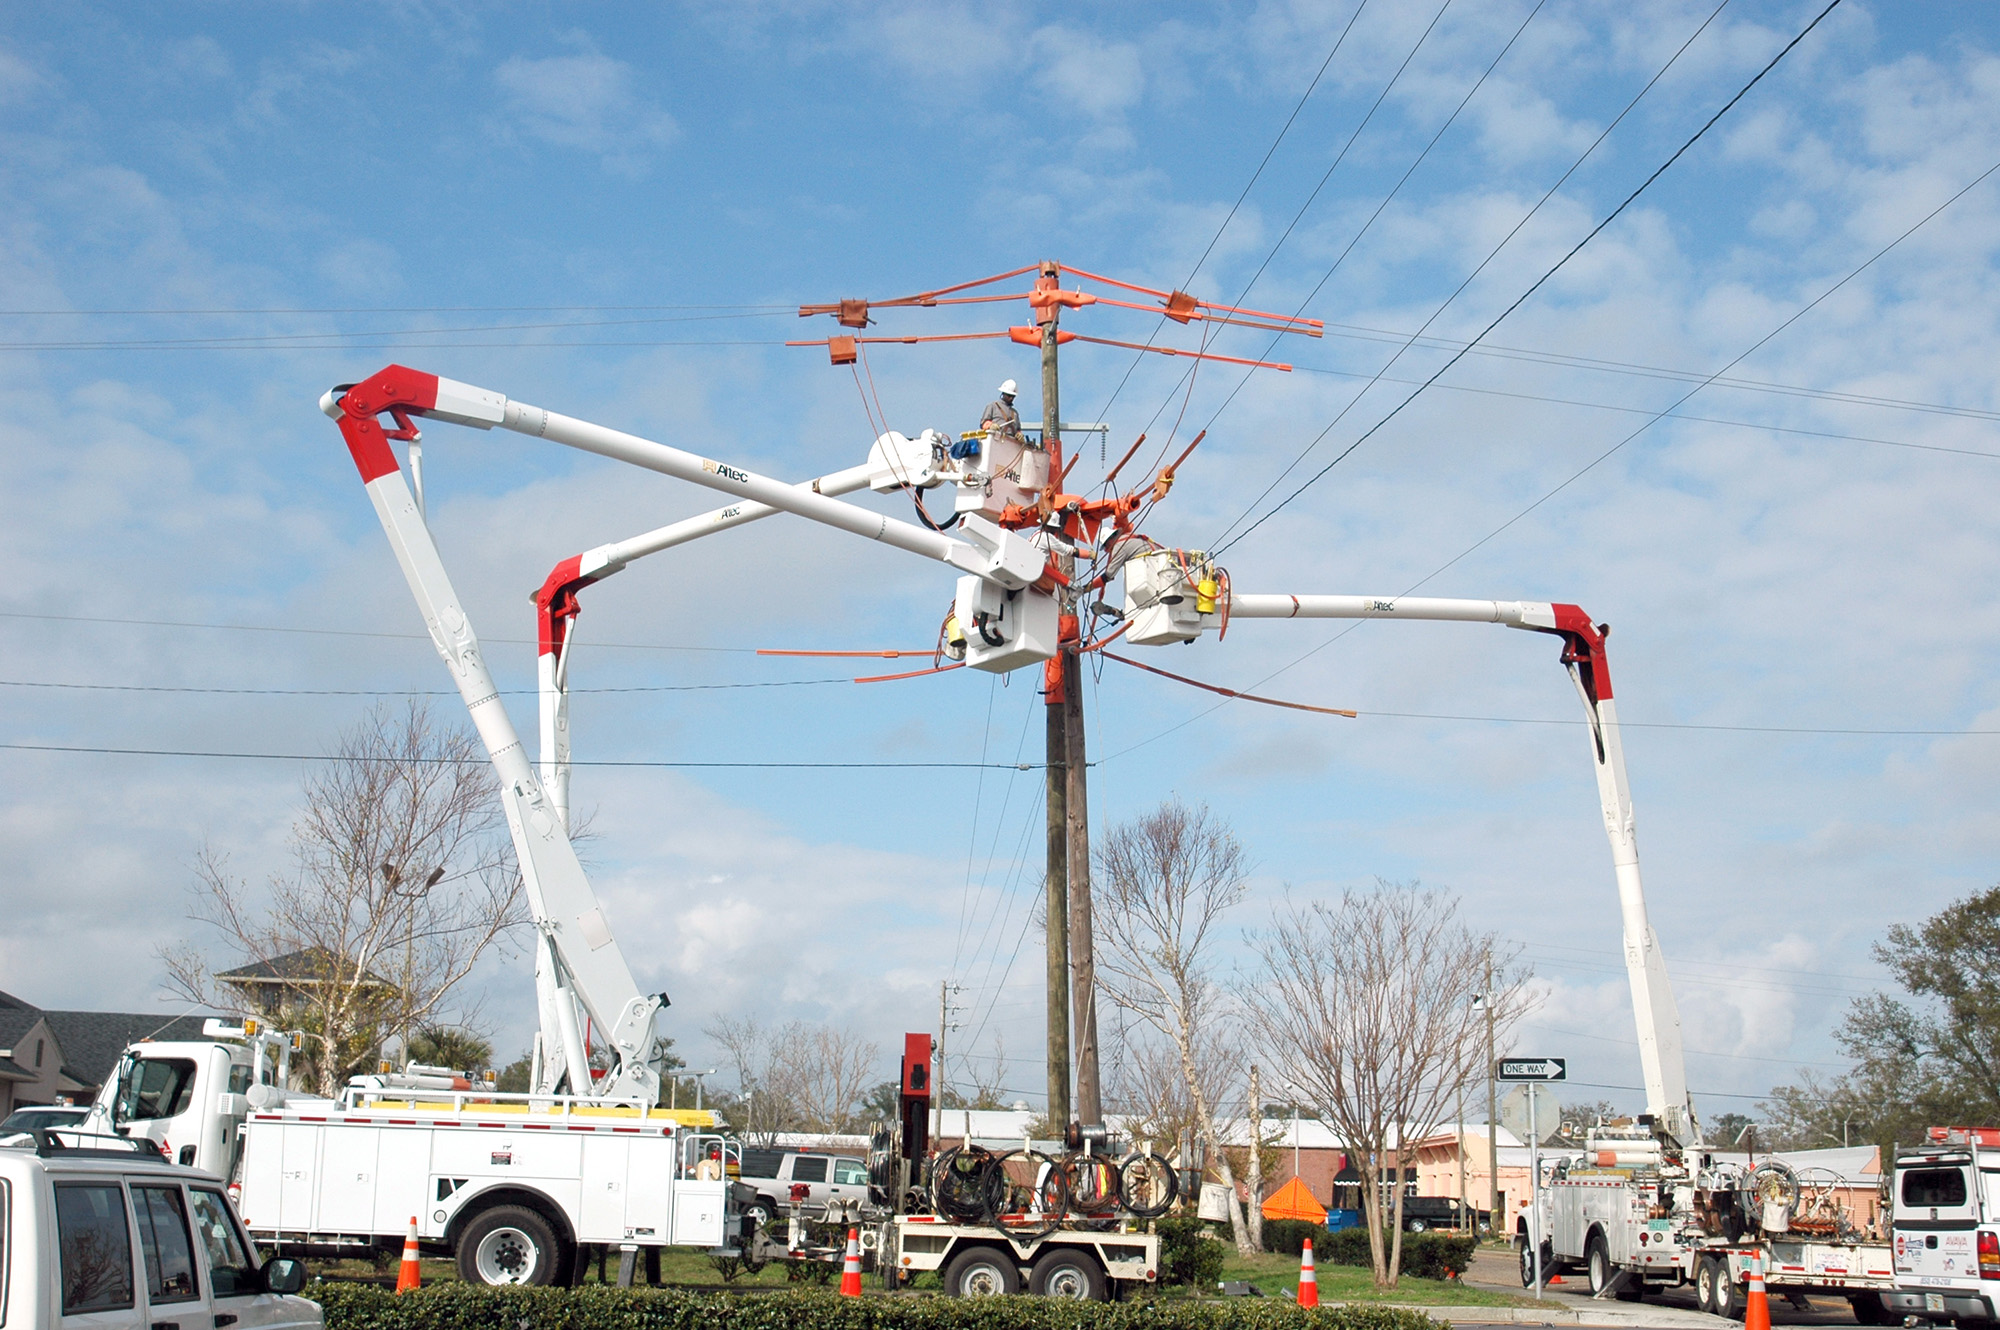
1263,1225,1472,1280
1154,1215,1228,1288
311,1283,1443,1330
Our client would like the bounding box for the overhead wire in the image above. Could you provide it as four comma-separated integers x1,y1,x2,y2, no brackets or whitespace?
1405,153,2000,593
1086,0,1374,427
0,741,1053,769
1214,0,1842,556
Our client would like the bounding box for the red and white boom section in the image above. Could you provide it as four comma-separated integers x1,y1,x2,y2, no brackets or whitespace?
1114,548,1699,1151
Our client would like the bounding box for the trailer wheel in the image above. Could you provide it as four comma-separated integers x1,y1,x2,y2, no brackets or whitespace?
942,1245,1021,1297
458,1205,562,1286
1029,1248,1107,1301
1586,1233,1613,1297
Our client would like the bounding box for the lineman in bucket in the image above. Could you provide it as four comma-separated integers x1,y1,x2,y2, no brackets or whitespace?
981,378,1022,440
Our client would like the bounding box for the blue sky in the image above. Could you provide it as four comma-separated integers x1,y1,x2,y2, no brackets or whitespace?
4,1,1999,1128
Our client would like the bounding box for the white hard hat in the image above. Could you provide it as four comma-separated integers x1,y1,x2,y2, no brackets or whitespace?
999,379,1017,396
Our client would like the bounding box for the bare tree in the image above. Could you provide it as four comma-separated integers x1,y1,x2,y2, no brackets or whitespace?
1247,882,1532,1286
162,702,524,1097
767,1022,881,1133
1095,799,1256,1253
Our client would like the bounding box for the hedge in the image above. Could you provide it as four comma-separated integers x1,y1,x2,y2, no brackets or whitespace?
310,1283,1445,1330
1156,1216,1229,1288
1259,1223,1474,1282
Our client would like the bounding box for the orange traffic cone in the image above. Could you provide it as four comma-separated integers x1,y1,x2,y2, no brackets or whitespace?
395,1216,422,1294
1297,1237,1320,1308
839,1226,863,1297
1745,1252,1771,1330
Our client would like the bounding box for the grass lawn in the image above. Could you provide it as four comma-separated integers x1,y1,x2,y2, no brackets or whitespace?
1203,1249,1536,1308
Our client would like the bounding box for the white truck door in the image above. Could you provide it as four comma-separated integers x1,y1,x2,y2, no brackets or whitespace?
313,1127,379,1233
373,1129,432,1239
275,1126,319,1232
1896,1158,1980,1284
53,1179,146,1330
623,1137,674,1246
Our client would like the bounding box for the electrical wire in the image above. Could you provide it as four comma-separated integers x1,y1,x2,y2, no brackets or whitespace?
1201,0,1733,552
1214,0,1842,556
0,741,1052,770
0,609,762,653
1405,153,2000,593
0,677,851,697
1086,0,1374,427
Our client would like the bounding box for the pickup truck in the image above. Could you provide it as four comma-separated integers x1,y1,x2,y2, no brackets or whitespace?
0,1127,319,1330
736,1149,871,1224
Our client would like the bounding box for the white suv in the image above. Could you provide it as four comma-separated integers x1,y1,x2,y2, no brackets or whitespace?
0,1129,320,1330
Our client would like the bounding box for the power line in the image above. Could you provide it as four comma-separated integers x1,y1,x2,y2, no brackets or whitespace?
1409,154,2000,593
0,677,849,697
1089,0,1374,425
0,303,793,316
0,609,760,653
0,741,1049,770
1215,0,1843,556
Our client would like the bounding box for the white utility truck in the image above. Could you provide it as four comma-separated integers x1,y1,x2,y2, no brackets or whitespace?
1883,1126,2000,1326
84,1019,739,1286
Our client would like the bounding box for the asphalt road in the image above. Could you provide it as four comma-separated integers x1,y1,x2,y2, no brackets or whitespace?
1460,1248,1872,1328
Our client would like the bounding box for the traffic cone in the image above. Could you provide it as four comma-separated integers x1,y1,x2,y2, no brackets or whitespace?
395,1216,422,1294
1744,1252,1771,1330
839,1226,863,1297
1297,1237,1320,1308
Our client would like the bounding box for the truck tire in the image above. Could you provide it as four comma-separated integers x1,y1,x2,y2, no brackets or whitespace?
746,1196,779,1228
1408,1218,1428,1233
1586,1233,1613,1297
1029,1248,1107,1300
942,1245,1021,1297
1713,1271,1742,1320
458,1205,562,1286
1695,1255,1721,1314
1519,1240,1548,1287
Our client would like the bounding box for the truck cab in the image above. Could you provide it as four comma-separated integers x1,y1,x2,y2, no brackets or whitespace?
1884,1128,2000,1324
84,1021,318,1181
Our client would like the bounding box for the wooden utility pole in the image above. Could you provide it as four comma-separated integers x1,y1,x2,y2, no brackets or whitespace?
1041,260,1072,1131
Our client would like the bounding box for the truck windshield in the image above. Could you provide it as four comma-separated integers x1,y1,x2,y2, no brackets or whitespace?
118,1058,198,1122
1903,1167,1970,1207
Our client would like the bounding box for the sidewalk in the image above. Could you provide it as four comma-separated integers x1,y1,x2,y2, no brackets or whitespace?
1453,1247,1855,1328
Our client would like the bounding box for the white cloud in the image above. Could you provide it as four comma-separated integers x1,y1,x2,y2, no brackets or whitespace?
491,42,679,174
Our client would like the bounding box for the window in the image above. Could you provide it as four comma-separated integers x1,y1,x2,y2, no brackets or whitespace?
226,1064,253,1096
187,1190,254,1297
33,1040,42,1069
832,1160,867,1186
789,1157,828,1183
55,1183,135,1314
1903,1168,1970,1207
132,1186,198,1304
119,1059,198,1122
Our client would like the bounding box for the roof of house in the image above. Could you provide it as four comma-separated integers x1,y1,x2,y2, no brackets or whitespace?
218,948,390,989
0,1009,44,1048
41,1012,213,1087
0,1056,34,1084
0,991,35,1011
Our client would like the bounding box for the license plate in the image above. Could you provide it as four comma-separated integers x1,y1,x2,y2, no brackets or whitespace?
1927,1294,1947,1312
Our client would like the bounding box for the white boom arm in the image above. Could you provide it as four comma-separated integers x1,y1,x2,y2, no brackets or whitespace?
1204,585,1697,1148
324,366,1054,1098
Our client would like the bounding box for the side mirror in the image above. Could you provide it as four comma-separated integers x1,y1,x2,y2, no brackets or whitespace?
260,1258,306,1295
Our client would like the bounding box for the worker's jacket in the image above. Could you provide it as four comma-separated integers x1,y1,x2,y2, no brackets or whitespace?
980,398,1022,435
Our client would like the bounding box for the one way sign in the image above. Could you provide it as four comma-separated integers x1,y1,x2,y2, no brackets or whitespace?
1497,1058,1567,1082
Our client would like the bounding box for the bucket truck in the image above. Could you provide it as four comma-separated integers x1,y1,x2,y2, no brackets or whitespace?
1113,549,1897,1316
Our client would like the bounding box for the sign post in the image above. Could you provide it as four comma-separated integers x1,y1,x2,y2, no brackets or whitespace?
1499,1058,1567,1298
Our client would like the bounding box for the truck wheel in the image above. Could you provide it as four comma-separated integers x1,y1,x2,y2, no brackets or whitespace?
458,1206,562,1286
746,1197,778,1228
1586,1233,1613,1297
942,1245,1021,1297
1713,1272,1742,1320
1518,1241,1540,1287
1409,1219,1428,1233
1029,1249,1107,1301
1695,1255,1720,1314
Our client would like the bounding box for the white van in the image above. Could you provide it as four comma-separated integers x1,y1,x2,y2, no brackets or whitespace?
0,1129,320,1330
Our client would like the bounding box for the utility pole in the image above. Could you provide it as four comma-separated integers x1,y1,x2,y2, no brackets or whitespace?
1485,947,1499,1233
1039,258,1073,1131
1247,1064,1265,1251
936,981,960,1143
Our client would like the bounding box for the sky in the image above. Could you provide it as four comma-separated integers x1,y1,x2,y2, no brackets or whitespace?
2,1,1998,1134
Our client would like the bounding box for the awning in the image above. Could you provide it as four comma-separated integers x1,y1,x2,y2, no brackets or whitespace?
1261,1176,1327,1223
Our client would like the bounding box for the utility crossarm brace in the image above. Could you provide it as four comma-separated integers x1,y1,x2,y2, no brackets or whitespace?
1224,591,1697,1151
